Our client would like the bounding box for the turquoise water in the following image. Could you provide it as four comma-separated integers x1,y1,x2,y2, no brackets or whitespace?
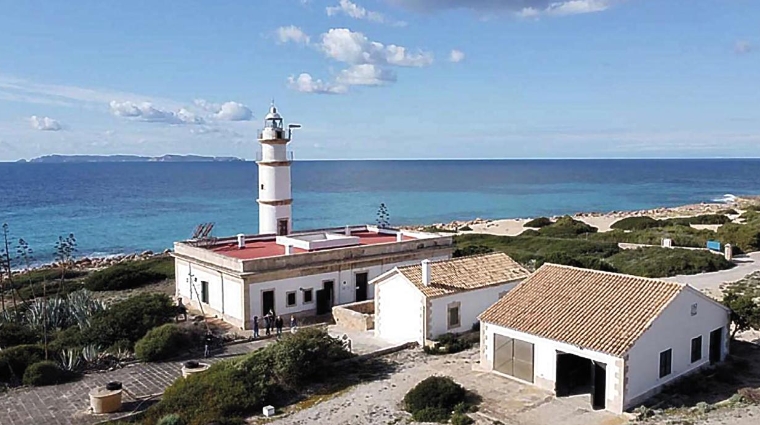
2,159,759,263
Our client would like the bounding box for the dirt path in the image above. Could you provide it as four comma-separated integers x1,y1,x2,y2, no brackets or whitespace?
265,348,625,425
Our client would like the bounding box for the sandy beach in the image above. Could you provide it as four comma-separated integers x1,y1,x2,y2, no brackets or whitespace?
410,197,751,237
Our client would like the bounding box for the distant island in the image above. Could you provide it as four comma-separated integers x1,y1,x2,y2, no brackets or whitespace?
18,154,245,163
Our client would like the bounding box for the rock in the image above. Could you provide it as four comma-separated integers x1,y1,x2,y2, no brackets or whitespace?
163,248,172,254
140,250,153,256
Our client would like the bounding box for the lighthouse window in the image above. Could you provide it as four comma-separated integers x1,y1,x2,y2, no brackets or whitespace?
260,184,264,190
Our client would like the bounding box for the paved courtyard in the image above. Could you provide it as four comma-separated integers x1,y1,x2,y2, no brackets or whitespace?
0,339,266,425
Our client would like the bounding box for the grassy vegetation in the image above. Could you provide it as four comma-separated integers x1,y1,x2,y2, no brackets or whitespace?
453,233,734,278
589,226,716,248
421,226,458,233
610,214,731,231
84,256,174,291
135,324,202,362
524,217,552,228
534,215,597,237
141,328,353,425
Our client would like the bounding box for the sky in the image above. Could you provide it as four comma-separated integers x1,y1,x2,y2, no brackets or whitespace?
0,0,758,161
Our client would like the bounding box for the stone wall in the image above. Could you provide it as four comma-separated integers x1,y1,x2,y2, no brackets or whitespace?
333,300,375,331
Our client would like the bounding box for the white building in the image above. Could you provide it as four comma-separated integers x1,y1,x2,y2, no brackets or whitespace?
173,104,454,329
478,264,731,414
373,253,530,345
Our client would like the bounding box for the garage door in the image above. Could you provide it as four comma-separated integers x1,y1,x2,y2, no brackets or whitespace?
493,333,534,383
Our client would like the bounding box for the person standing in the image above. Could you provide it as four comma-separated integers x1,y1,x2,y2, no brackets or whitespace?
290,315,297,334
264,313,271,336
253,316,260,339
176,297,187,322
275,315,283,337
204,331,213,358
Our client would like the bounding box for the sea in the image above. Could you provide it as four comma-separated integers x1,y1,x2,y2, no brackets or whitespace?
2,159,760,264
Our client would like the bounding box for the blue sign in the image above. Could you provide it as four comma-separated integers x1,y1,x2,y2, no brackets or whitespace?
707,240,721,252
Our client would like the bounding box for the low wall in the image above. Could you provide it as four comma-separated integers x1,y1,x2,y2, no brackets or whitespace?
333,300,375,331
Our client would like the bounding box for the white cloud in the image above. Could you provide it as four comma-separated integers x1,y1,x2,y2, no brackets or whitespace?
276,25,311,45
109,101,204,125
287,73,348,94
194,99,254,121
29,116,62,131
214,102,254,121
390,0,616,17
735,40,752,55
449,49,465,63
326,0,407,26
336,64,397,86
320,28,433,67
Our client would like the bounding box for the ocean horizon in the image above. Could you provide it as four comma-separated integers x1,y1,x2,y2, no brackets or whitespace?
3,158,759,264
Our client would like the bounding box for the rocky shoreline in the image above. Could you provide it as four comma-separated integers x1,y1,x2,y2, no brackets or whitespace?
7,249,173,278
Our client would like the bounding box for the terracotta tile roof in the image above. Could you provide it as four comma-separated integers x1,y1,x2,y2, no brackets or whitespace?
397,252,530,298
479,264,685,357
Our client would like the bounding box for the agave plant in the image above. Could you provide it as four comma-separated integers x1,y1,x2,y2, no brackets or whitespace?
82,344,104,366
59,348,83,372
23,289,106,331
67,290,106,330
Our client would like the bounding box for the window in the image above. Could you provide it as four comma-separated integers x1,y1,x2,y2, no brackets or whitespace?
303,288,313,304
659,349,672,378
201,281,209,304
691,336,703,363
691,303,698,316
447,302,461,329
493,334,534,383
286,291,296,307
278,219,289,236
260,184,264,190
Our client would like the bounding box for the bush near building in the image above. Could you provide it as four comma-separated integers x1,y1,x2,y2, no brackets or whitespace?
22,360,73,386
135,324,203,362
84,257,174,291
423,333,474,355
84,293,176,349
404,376,468,423
143,328,354,425
0,344,45,384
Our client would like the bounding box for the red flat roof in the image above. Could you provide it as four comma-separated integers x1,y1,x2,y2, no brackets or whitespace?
210,230,415,261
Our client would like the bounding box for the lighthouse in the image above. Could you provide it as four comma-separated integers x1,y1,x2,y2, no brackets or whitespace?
257,103,299,235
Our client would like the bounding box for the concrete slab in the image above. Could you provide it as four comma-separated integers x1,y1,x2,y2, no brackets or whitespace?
327,325,397,356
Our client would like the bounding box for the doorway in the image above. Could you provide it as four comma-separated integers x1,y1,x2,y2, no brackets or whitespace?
355,272,368,302
316,280,334,315
709,327,723,364
555,353,606,409
277,219,289,236
262,290,275,316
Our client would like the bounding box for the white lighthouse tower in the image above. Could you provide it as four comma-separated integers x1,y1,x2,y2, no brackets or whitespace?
257,102,299,235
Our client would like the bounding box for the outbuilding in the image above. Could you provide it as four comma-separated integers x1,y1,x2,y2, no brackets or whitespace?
479,264,731,414
373,253,530,345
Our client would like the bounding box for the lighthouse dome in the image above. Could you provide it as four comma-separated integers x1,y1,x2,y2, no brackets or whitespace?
264,104,281,120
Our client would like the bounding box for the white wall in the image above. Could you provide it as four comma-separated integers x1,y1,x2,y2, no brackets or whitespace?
246,257,443,321
428,282,519,339
375,274,425,343
625,288,730,407
175,258,244,323
258,203,292,235
258,165,291,202
482,322,623,413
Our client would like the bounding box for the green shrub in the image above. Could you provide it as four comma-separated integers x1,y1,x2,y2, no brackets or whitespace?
84,257,174,291
135,324,200,362
424,333,473,355
22,360,71,386
451,412,475,425
524,217,552,228
404,376,466,422
452,245,493,258
719,208,739,215
589,226,715,249
610,216,661,231
539,252,617,272
536,216,597,237
262,327,354,389
412,407,450,423
609,247,734,278
145,328,351,425
84,293,175,348
717,223,760,253
453,234,619,266
0,323,39,348
156,414,186,425
0,344,44,383
664,214,731,226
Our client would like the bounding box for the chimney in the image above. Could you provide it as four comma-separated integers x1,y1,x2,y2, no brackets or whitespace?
344,225,351,236
396,232,403,242
237,234,246,249
421,259,431,286
285,244,292,255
